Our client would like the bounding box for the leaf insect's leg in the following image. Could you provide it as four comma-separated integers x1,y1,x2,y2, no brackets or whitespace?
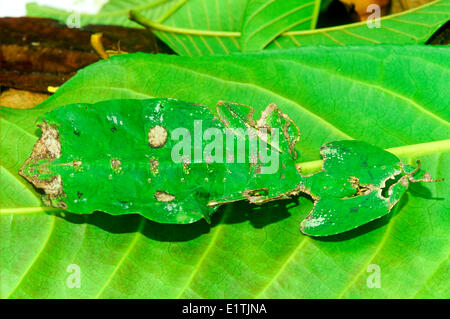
408,160,422,176
403,160,444,183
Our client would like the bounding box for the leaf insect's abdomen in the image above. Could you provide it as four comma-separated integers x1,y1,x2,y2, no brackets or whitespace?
20,99,224,224
20,98,303,225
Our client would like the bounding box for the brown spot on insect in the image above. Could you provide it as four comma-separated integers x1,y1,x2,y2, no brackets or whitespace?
110,158,122,173
348,176,375,196
182,157,191,174
43,175,65,197
53,160,83,170
349,176,359,188
256,103,278,128
24,174,67,208
73,160,82,167
148,125,168,148
154,191,176,202
19,123,61,176
149,158,159,174
57,200,68,209
38,123,61,160
243,188,269,197
257,103,300,160
244,186,301,206
73,160,82,171
400,177,409,187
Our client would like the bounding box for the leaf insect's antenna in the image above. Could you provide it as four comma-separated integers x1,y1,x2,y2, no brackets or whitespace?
403,160,444,183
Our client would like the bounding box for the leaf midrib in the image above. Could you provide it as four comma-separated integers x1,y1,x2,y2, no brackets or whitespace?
412,251,450,298
5,215,56,298
2,139,449,214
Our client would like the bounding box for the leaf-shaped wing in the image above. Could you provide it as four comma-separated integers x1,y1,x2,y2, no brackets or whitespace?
19,99,222,224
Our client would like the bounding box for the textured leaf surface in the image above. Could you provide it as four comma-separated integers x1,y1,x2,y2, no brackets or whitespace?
132,0,450,55
28,0,450,56
268,0,450,48
27,0,247,55
1,45,449,298
130,0,247,56
240,0,320,51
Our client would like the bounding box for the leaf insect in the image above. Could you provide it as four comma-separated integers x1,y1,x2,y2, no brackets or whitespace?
20,98,440,236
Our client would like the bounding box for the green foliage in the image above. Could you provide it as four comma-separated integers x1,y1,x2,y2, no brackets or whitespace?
27,0,450,56
267,0,450,49
240,0,320,51
1,46,449,298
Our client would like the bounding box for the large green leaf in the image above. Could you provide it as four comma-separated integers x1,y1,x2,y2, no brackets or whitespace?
1,45,449,298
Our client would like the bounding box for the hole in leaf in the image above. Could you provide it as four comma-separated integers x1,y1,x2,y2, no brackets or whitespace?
380,174,402,198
